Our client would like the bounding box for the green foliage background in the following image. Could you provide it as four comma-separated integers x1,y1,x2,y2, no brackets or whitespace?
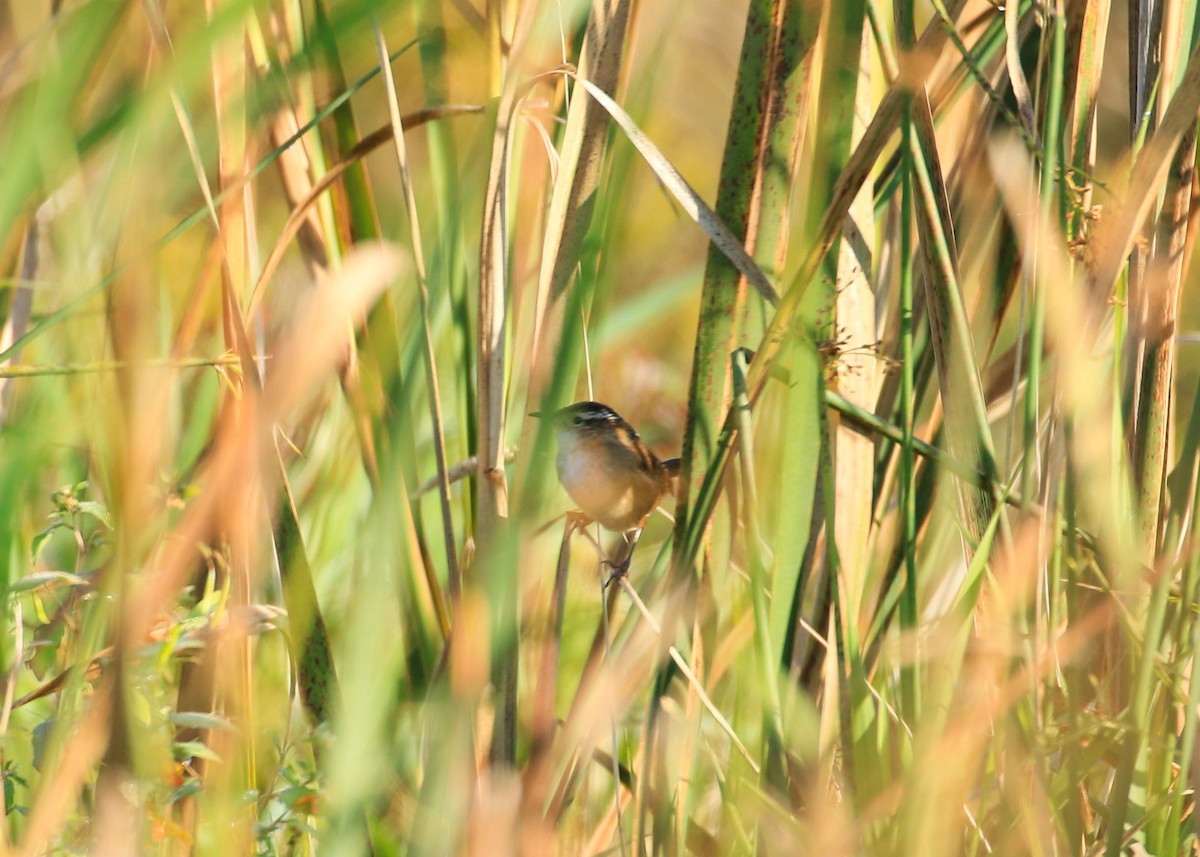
1,0,1199,855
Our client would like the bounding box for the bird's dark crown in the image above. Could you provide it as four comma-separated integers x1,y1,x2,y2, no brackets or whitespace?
553,401,624,428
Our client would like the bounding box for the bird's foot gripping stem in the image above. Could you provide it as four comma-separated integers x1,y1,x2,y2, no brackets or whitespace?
601,556,631,589
601,527,643,589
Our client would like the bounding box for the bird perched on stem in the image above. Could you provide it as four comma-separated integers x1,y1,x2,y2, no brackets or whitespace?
535,401,679,580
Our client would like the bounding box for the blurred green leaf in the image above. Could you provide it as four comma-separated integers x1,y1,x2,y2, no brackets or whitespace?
172,740,222,764
168,712,233,731
8,571,89,595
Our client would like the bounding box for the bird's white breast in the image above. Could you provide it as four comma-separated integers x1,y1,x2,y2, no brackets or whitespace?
554,427,645,531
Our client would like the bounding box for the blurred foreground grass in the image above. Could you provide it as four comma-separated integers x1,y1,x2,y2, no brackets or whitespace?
2,0,1200,855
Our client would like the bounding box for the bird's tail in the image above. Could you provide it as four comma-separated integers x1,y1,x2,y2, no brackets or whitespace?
661,457,681,496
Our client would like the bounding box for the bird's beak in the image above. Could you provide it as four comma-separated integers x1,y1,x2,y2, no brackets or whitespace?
529,411,542,419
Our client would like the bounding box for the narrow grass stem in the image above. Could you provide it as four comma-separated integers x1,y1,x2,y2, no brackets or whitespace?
898,103,919,722
373,20,460,597
730,352,785,768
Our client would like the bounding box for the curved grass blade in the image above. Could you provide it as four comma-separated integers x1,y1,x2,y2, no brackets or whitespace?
566,74,780,306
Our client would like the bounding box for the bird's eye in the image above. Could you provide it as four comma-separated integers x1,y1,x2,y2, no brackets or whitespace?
573,416,583,425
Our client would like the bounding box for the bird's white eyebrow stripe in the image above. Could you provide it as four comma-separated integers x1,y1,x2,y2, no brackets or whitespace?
583,404,617,420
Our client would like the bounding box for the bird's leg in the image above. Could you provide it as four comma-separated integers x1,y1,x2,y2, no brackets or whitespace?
602,527,644,588
565,509,593,532
538,509,594,538
562,511,611,561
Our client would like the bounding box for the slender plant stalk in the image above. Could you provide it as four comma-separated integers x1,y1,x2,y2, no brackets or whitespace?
895,0,920,724
372,21,460,596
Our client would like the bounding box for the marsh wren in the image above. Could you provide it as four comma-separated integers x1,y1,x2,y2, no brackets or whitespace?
537,402,679,575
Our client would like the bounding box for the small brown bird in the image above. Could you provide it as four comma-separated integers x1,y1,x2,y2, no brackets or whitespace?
539,401,679,536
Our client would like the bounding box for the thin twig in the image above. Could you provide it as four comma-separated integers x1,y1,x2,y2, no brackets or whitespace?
0,355,248,378
410,448,518,500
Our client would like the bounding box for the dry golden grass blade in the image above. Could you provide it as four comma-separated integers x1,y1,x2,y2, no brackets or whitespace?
259,246,402,414
1161,0,1189,99
475,0,539,769
1133,127,1195,551
109,243,400,704
1127,0,1197,555
16,682,112,857
1068,0,1113,147
477,8,537,532
136,2,255,843
909,90,995,540
518,519,574,852
582,744,640,857
255,9,328,277
1088,44,1200,300
248,105,484,318
1065,0,1112,223
568,74,780,306
71,247,400,776
617,579,760,773
372,20,460,592
745,0,970,399
1004,0,1035,139
531,0,632,372
141,0,221,231
900,521,1047,857
265,109,329,273
990,136,1133,564
187,9,260,841
833,26,878,627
